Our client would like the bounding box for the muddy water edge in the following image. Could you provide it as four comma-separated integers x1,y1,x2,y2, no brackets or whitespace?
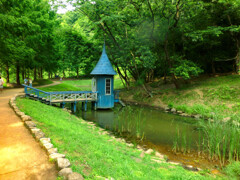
75,104,221,170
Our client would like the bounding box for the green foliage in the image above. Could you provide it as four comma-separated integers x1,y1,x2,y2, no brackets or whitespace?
224,161,240,179
0,0,58,83
1,0,240,88
171,56,203,80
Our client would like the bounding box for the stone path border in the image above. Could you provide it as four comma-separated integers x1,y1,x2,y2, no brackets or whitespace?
9,93,84,180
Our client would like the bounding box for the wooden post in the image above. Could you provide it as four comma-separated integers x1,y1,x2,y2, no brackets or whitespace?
74,102,77,113
71,102,77,113
94,102,97,111
84,101,87,112
61,102,65,109
82,102,84,111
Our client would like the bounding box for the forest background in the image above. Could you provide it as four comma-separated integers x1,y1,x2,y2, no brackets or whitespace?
0,0,240,90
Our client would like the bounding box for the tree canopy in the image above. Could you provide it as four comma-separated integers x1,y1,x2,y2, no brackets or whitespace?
0,0,239,88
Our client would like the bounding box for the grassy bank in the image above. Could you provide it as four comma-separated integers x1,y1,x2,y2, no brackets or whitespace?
33,79,53,86
39,78,124,92
121,75,240,122
16,97,212,179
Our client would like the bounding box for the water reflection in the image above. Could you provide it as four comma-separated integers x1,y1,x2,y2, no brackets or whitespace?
78,105,199,149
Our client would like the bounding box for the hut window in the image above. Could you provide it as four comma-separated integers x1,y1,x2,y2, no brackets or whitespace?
105,78,111,95
92,77,96,92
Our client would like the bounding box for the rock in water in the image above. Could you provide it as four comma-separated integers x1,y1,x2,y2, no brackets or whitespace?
145,149,154,154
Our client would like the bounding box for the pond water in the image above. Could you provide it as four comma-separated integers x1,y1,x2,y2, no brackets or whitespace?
76,104,217,169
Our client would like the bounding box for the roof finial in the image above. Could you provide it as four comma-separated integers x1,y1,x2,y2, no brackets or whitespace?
103,40,106,54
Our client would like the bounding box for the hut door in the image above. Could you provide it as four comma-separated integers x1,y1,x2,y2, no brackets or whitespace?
92,77,97,92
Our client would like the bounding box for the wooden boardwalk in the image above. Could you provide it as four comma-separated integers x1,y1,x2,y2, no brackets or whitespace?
22,85,122,112
23,85,98,112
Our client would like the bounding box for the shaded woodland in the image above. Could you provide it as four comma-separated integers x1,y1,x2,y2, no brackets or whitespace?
0,0,239,88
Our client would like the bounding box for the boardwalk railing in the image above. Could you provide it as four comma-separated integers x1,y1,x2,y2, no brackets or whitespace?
22,84,98,103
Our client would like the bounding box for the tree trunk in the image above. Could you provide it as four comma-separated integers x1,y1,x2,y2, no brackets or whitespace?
34,67,37,80
5,64,9,83
76,68,79,78
16,62,20,85
63,69,65,78
38,68,41,79
40,68,43,78
116,66,130,89
227,15,240,73
21,68,25,81
235,39,240,73
164,31,180,89
164,72,167,84
212,60,216,74
48,72,50,79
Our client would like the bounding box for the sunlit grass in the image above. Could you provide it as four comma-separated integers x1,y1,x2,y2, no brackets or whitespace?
16,97,209,179
39,78,124,92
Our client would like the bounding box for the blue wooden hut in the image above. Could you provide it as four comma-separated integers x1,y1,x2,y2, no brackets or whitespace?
91,43,117,109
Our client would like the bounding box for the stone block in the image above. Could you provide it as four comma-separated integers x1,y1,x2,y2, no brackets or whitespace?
48,148,58,154
68,172,84,180
43,143,53,150
35,131,45,140
50,153,65,160
155,152,164,159
57,158,71,169
145,149,154,155
25,121,36,128
21,115,32,121
58,168,72,179
30,128,41,134
17,112,25,116
40,138,51,144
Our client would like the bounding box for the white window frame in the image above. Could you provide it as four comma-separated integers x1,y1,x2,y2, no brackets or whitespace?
105,78,111,95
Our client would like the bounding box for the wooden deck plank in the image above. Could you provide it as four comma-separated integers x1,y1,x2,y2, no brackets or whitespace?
51,98,96,103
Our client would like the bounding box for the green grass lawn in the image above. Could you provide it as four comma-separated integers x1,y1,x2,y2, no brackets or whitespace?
16,97,213,179
39,77,124,92
33,79,53,86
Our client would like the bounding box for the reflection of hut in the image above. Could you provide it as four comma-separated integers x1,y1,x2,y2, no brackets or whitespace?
91,43,117,109
95,110,115,129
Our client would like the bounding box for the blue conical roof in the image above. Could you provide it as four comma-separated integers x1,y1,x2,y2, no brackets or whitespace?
90,43,117,75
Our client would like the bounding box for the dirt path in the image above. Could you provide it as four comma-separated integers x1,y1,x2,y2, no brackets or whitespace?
0,82,60,180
